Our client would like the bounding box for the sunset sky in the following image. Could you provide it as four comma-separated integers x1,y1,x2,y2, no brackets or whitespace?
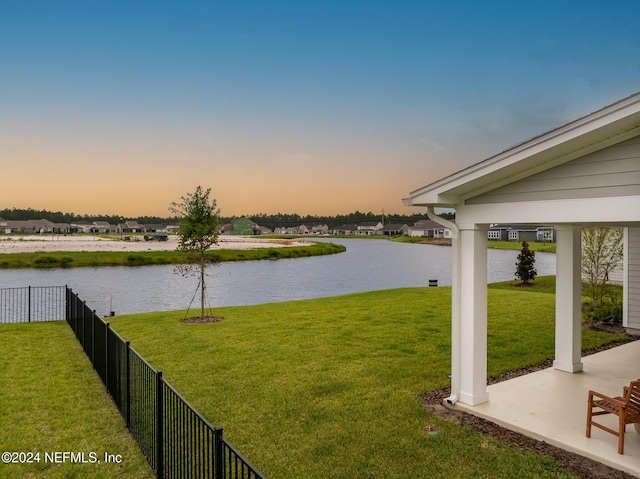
2,1,638,218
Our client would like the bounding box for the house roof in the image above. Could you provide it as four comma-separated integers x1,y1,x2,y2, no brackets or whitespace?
404,92,640,208
410,219,449,230
334,224,358,231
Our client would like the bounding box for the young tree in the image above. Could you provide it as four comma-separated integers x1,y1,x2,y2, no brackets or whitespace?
170,186,220,320
515,241,537,285
582,227,624,308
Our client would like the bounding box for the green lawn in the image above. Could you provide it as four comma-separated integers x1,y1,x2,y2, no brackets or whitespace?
487,240,556,253
0,321,154,479
107,278,622,479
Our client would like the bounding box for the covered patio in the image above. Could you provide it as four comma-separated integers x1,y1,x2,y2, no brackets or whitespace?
404,92,640,475
454,340,640,477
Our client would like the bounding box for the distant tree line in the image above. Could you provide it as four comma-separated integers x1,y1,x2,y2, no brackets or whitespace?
0,207,454,229
245,211,454,229
0,207,178,225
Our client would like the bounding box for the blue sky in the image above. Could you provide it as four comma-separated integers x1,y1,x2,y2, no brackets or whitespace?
1,1,638,217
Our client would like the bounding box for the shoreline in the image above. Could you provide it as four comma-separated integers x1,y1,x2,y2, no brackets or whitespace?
0,235,311,254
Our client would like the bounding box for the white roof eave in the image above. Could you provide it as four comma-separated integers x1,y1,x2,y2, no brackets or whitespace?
404,92,640,208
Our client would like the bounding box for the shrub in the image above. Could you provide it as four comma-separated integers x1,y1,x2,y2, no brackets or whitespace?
584,296,623,324
34,256,59,265
126,255,153,265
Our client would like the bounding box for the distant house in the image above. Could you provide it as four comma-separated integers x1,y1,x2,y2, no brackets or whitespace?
4,219,56,234
487,224,509,241
143,223,167,234
331,224,358,235
281,224,329,235
289,224,310,235
0,218,69,234
51,222,71,234
224,217,269,235
71,221,93,233
380,223,409,236
409,220,453,238
356,222,383,235
506,225,538,242
91,221,112,233
309,224,329,235
536,226,556,242
488,224,556,242
119,221,143,233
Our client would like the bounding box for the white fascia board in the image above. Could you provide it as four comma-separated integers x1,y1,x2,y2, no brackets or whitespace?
455,196,640,226
402,192,460,208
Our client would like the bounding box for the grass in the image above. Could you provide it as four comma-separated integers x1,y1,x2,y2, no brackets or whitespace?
487,240,557,253
385,236,557,252
106,277,624,479
0,241,345,269
0,321,154,479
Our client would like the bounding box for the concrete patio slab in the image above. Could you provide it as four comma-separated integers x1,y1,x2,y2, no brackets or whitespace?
452,340,640,477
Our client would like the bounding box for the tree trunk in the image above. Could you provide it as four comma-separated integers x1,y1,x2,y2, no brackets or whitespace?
200,249,205,320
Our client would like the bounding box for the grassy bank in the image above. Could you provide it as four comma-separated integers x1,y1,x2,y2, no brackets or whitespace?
0,321,154,479
395,236,557,252
107,278,623,479
486,240,556,253
0,241,345,269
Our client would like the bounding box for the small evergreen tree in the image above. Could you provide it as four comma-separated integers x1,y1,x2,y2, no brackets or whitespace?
515,241,537,285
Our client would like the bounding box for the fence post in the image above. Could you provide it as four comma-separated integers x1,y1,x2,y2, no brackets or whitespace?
28,286,31,322
79,295,84,348
90,306,95,367
65,286,69,322
125,341,131,429
65,287,68,322
214,427,224,479
156,370,164,479
105,323,110,392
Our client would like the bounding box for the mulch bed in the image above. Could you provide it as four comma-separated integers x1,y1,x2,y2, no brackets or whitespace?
181,316,224,323
421,324,639,479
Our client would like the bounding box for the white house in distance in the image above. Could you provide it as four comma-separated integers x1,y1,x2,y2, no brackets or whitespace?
404,92,640,408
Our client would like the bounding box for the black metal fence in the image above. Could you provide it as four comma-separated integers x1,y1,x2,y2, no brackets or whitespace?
0,286,265,479
0,286,66,323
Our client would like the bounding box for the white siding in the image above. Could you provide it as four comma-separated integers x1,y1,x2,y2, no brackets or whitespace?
466,135,640,205
627,227,640,330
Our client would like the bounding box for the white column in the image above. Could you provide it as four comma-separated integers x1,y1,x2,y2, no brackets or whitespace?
624,227,629,328
624,227,640,333
457,224,489,405
553,225,583,373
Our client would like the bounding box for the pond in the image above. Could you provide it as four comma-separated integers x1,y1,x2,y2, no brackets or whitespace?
0,238,556,316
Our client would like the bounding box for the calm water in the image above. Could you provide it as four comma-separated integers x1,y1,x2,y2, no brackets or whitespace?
0,238,555,316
